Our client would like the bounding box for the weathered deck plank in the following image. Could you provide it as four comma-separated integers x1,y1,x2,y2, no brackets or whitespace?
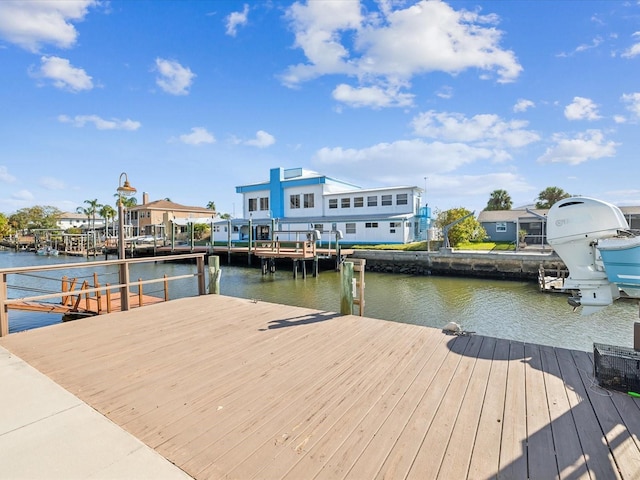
2,294,640,480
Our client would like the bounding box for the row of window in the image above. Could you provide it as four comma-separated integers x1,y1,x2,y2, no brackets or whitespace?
311,221,407,235
329,193,408,209
248,193,409,213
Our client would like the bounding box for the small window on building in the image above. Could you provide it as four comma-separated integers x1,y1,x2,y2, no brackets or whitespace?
313,224,324,233
365,222,378,228
341,198,351,208
260,197,269,211
290,194,300,209
381,195,392,206
496,222,507,233
233,226,239,232
329,199,338,209
345,223,356,234
354,196,364,208
248,198,257,212
367,196,377,207
396,193,408,205
304,193,315,208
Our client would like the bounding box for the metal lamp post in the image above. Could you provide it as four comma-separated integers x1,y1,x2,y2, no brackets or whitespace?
117,172,137,311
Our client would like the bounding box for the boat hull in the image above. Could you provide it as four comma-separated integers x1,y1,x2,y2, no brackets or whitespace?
598,236,640,297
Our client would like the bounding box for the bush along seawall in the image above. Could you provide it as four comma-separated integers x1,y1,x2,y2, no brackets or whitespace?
350,248,566,281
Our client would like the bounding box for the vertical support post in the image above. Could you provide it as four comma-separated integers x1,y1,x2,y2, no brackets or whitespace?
0,273,8,337
293,259,298,279
634,321,640,351
208,255,221,294
164,274,169,301
196,255,206,295
118,200,131,312
119,260,130,311
61,276,69,305
227,219,232,264
138,278,143,307
105,284,112,313
248,218,253,266
93,272,101,312
340,261,354,315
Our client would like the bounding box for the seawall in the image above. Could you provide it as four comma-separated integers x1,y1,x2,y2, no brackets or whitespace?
349,248,566,281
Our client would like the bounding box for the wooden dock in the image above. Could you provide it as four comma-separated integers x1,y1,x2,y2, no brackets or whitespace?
2,295,640,479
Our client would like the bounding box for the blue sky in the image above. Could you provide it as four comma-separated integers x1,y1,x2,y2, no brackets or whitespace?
1,0,639,218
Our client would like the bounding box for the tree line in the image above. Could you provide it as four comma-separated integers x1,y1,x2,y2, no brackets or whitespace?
0,196,223,239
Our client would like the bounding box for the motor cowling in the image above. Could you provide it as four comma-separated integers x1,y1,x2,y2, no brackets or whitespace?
547,197,627,314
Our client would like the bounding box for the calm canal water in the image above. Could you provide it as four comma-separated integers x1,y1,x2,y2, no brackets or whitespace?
1,249,638,352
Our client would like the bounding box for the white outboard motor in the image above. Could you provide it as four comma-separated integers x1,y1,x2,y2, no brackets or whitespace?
547,197,627,314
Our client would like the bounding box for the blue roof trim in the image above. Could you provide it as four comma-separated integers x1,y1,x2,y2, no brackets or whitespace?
236,183,269,193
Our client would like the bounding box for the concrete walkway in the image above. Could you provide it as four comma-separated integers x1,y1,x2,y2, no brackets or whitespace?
0,346,192,480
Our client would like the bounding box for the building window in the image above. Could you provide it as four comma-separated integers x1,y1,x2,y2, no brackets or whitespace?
341,198,351,208
345,223,356,234
496,222,507,233
367,196,377,207
248,198,257,212
396,193,408,205
290,194,300,209
329,199,338,209
365,222,378,228
314,224,324,233
382,195,392,206
260,197,269,211
354,196,364,208
304,193,314,208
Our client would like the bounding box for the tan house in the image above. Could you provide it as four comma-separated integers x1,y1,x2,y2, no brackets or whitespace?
128,193,215,238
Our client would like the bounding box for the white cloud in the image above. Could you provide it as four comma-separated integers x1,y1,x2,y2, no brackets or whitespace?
179,127,215,146
513,99,534,113
282,0,522,102
621,92,640,118
39,177,66,190
12,189,34,201
226,4,249,37
155,58,195,95
332,83,414,108
0,0,96,52
411,110,540,148
313,139,498,183
564,96,601,121
537,130,617,165
245,130,275,148
58,114,141,130
621,32,640,58
0,166,16,183
36,56,93,92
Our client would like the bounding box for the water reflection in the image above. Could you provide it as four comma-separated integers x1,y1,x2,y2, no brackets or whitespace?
1,250,638,351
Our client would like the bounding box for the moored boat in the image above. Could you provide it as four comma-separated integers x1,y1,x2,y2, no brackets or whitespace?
597,232,640,298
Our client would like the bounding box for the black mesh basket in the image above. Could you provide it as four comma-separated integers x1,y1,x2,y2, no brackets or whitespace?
594,343,640,393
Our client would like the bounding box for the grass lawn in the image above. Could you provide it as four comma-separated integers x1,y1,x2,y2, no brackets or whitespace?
351,241,515,251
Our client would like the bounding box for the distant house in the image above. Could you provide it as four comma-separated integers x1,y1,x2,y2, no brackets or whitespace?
478,204,640,247
128,193,215,238
57,212,106,231
232,167,428,244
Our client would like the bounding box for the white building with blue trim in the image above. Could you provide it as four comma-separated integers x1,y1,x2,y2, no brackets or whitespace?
231,167,430,245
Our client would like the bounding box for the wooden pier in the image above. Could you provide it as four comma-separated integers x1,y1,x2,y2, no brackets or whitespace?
2,294,640,479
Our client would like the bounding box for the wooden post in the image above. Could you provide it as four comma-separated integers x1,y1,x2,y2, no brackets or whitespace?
293,259,298,279
105,284,112,313
208,255,221,294
227,219,232,264
138,278,143,307
61,275,69,305
164,274,169,301
340,261,354,315
248,218,253,266
94,272,102,312
196,255,206,295
0,273,8,337
635,322,640,351
353,259,366,316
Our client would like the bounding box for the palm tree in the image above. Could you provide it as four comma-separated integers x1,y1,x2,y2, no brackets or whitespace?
99,204,117,237
535,187,571,209
206,201,216,211
485,189,513,211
